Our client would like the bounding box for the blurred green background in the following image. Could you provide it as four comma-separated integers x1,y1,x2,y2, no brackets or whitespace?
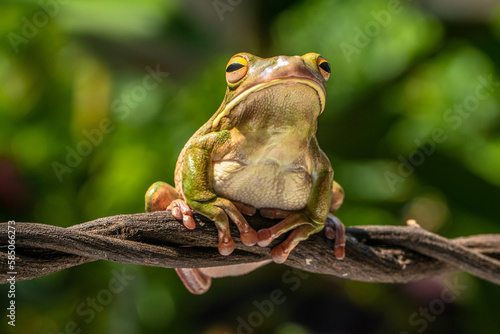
1,0,500,333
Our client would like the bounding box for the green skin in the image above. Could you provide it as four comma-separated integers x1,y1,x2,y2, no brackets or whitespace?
146,52,345,294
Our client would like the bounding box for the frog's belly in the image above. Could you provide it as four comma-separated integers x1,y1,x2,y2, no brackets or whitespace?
212,160,312,211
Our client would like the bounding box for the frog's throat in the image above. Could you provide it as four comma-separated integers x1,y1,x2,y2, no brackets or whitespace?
212,78,326,128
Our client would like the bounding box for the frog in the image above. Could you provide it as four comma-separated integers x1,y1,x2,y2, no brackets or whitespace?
145,52,346,294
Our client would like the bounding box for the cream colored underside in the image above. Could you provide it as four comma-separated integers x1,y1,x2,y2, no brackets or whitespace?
212,159,312,210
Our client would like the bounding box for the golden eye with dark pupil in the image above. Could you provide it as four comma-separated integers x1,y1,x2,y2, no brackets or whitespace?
226,55,249,84
319,61,331,74
226,63,245,72
317,56,331,81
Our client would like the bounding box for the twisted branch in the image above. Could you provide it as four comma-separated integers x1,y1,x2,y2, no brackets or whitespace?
1,211,500,284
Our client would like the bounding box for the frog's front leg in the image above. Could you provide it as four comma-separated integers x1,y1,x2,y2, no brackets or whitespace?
258,152,346,263
257,186,346,263
182,131,259,255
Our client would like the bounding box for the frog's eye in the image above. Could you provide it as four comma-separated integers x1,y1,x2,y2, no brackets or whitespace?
317,56,331,81
226,56,248,83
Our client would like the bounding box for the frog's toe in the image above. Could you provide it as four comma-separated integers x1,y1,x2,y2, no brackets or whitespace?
240,228,258,246
257,228,273,247
270,244,289,263
218,238,235,256
182,214,196,230
168,199,196,230
170,205,182,219
325,214,346,260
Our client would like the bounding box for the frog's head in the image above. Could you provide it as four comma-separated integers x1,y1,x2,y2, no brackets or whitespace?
213,52,331,128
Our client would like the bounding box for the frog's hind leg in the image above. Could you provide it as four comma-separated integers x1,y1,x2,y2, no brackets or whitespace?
145,182,209,293
257,181,346,263
145,181,196,229
168,199,196,230
324,215,345,260
145,181,178,212
324,181,346,260
146,182,214,294
175,268,212,295
176,261,271,295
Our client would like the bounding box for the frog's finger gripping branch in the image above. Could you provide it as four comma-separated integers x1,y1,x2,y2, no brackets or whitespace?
1,212,500,286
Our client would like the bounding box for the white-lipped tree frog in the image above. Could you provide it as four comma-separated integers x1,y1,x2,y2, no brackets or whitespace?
146,52,345,294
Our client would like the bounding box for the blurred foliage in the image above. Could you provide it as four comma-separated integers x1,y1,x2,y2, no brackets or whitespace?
1,0,500,333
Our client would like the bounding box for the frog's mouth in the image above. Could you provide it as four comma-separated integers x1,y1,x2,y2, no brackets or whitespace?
212,78,326,128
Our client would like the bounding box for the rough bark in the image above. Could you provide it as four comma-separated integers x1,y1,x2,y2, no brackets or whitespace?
1,212,499,284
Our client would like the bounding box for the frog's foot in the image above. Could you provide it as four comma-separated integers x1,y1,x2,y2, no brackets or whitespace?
145,182,197,230
190,197,258,256
175,268,211,295
167,199,196,230
257,212,321,263
324,214,346,260
145,181,179,212
233,201,257,216
176,261,271,294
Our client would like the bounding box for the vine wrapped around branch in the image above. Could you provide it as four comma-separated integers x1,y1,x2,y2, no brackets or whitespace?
1,211,500,285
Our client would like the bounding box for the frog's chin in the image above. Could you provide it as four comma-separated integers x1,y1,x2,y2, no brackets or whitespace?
212,77,326,128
